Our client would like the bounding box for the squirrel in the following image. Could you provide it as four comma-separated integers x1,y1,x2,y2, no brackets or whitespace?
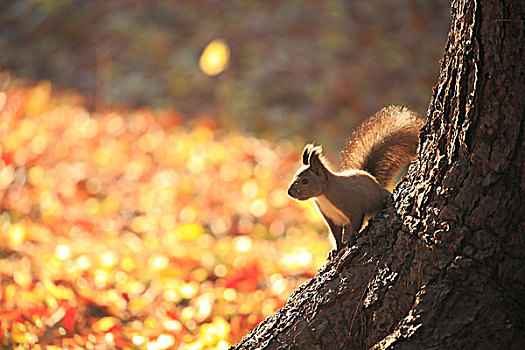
287,106,423,256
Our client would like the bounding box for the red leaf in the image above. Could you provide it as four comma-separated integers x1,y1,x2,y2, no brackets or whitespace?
222,263,261,291
63,307,77,332
112,331,127,348
166,310,178,320
1,152,13,166
27,307,47,318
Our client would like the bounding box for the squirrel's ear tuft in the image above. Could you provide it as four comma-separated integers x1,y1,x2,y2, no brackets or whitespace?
308,145,325,173
302,143,315,165
302,144,325,171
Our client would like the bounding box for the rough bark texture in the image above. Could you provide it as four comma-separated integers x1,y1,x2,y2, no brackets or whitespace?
233,0,524,349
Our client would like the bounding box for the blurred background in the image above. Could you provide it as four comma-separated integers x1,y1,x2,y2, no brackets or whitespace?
1,0,449,148
0,1,450,348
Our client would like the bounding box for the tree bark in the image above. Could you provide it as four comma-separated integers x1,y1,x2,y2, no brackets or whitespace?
234,0,524,349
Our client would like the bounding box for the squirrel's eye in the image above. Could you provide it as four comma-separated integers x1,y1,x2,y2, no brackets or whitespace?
301,178,309,185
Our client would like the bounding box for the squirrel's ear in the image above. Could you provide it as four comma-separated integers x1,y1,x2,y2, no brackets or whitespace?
308,146,326,174
302,144,314,165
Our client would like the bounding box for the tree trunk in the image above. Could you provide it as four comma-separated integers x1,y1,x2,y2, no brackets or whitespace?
233,0,524,349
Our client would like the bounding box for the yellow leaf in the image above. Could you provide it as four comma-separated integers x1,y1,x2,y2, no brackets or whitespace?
100,196,121,214
199,316,230,346
44,280,75,300
11,322,30,344
144,316,158,329
25,81,51,116
128,298,148,312
175,223,204,241
92,317,117,333
4,284,17,302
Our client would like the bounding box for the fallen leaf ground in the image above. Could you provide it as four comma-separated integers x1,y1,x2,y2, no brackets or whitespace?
0,75,330,349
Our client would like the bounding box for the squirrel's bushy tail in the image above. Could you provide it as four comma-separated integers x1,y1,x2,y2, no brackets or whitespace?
342,106,424,187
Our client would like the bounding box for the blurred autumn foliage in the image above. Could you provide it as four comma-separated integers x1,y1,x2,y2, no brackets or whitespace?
0,0,449,144
0,1,450,348
0,74,331,349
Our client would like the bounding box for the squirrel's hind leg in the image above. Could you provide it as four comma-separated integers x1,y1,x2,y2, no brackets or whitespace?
342,224,356,247
342,213,364,248
325,217,344,252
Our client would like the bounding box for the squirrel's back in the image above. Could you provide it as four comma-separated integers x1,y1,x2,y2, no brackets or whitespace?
342,106,424,187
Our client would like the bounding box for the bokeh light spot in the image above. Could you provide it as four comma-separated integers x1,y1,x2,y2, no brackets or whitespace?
199,39,230,76
8,223,26,246
55,244,71,260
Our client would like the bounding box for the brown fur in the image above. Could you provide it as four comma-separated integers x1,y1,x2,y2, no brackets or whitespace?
342,106,423,186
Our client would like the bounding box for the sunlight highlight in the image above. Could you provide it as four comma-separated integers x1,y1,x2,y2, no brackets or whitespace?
8,223,26,246
55,245,71,260
199,39,230,76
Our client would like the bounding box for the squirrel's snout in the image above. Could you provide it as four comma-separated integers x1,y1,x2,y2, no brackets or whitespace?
288,187,300,199
288,187,304,200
